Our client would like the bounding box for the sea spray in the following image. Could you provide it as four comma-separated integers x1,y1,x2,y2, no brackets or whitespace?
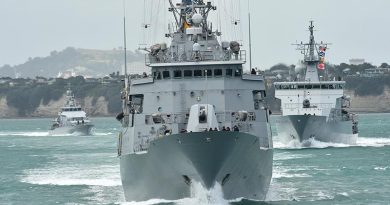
177,181,228,205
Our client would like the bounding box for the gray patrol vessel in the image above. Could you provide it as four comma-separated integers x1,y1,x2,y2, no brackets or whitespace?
274,22,358,145
49,86,93,136
117,0,273,201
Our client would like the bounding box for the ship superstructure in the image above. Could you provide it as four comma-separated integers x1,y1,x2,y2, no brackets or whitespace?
49,86,93,135
117,0,273,201
274,22,358,145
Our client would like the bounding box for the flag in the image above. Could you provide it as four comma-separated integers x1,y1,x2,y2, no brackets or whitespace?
183,21,191,29
318,63,325,70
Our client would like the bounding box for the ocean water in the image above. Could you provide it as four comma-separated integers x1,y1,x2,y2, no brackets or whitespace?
0,114,390,205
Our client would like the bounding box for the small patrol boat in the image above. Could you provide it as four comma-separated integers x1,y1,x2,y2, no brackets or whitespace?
49,86,93,136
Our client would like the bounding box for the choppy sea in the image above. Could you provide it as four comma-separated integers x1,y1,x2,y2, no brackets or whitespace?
0,114,389,205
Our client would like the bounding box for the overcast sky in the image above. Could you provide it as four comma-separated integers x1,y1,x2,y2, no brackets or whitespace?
1,0,390,70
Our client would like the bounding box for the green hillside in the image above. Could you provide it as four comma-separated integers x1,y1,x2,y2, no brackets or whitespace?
0,47,143,78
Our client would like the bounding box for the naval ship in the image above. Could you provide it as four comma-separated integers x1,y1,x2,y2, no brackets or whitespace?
49,86,93,135
274,22,358,145
116,0,273,201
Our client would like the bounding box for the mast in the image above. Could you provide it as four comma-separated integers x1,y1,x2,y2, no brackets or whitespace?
123,0,130,117
308,21,316,62
248,12,252,70
293,21,330,82
123,0,128,86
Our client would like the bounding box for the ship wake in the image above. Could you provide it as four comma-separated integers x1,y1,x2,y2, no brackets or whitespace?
121,182,230,205
274,136,390,149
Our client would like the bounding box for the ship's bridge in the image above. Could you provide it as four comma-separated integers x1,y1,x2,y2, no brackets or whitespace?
274,81,346,117
274,81,345,90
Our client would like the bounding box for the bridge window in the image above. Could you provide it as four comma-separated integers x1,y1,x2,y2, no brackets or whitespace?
275,85,281,90
281,85,289,89
313,85,321,89
321,84,329,89
226,69,233,77
204,69,212,77
162,71,170,79
214,69,223,77
130,94,144,114
154,72,161,80
184,70,193,78
298,85,305,89
194,70,202,77
290,85,297,89
174,70,182,78
305,85,312,89
234,69,242,77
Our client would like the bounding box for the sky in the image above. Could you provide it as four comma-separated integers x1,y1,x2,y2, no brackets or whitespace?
1,0,390,70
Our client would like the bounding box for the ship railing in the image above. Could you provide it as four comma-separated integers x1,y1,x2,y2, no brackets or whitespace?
283,103,333,109
145,50,247,65
133,111,263,152
132,122,270,153
145,111,257,126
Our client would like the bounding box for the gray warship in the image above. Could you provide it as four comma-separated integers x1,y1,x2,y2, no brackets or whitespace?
274,22,358,145
116,0,273,201
49,87,93,136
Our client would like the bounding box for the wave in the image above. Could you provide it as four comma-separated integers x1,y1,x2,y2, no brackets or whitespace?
0,131,116,137
119,182,230,205
272,166,312,179
374,166,389,171
93,132,115,136
21,161,121,187
81,185,125,205
273,152,314,161
266,180,351,202
0,131,49,137
21,167,121,187
274,136,390,149
356,137,390,147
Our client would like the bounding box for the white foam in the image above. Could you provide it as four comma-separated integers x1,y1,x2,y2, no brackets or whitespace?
21,157,121,187
120,182,229,205
356,137,390,147
313,190,334,201
274,152,314,161
0,131,49,137
274,136,390,149
94,132,114,136
119,199,173,205
374,166,389,171
78,185,125,205
265,181,298,201
177,182,229,205
272,165,313,180
272,171,312,179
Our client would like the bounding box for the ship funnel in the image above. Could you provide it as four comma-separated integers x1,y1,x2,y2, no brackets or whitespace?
187,104,219,132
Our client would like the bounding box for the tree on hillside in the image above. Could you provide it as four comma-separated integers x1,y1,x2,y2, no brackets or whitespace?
380,63,389,68
269,64,289,72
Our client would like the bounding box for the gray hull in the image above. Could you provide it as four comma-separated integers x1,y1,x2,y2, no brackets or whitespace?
120,131,273,201
49,124,94,136
276,115,357,145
